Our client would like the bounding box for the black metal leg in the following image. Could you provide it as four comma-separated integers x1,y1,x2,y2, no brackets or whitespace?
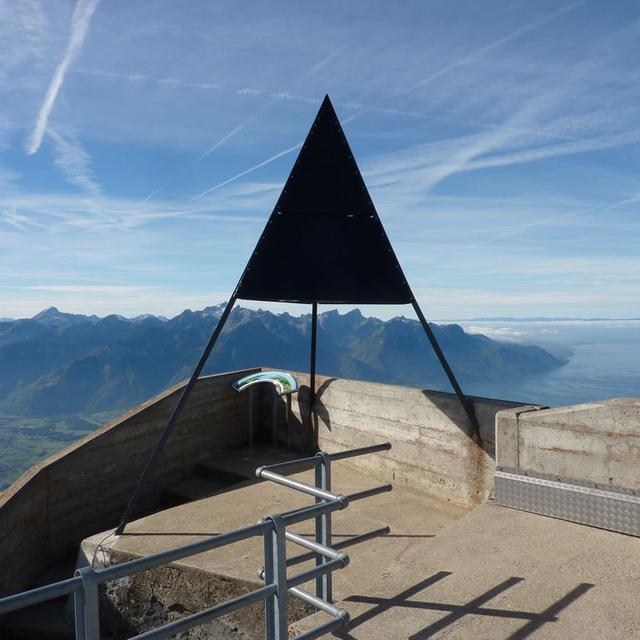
115,295,238,534
309,301,318,417
411,298,481,440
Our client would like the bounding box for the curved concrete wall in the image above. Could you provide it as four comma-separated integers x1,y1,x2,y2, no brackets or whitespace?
0,366,525,597
0,369,258,597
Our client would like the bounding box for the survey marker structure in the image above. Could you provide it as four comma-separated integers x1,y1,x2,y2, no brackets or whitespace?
116,95,480,534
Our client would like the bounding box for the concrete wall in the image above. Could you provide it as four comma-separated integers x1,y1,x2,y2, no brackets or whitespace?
0,365,530,598
496,397,640,491
277,371,523,507
0,369,257,597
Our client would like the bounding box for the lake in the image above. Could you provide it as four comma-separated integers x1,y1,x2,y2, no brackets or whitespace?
453,319,640,407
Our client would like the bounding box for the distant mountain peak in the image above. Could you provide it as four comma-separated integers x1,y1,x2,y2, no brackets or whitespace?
31,307,98,328
33,306,61,318
202,303,227,316
0,305,565,425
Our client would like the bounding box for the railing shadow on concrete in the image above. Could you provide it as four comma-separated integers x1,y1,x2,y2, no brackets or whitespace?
339,571,594,640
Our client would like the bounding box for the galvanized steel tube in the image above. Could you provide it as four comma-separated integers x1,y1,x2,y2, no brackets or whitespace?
256,468,340,502
99,520,270,581
0,576,82,615
328,442,392,461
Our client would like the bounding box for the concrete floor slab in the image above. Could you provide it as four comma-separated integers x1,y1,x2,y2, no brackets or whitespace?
83,452,640,639
87,452,466,591
297,503,640,639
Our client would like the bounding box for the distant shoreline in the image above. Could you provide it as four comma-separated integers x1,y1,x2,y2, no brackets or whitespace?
449,317,640,323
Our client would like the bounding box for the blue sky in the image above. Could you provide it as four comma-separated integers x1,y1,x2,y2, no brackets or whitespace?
1,0,640,320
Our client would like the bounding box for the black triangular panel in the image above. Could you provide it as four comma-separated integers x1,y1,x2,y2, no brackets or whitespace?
276,95,375,217
236,95,413,305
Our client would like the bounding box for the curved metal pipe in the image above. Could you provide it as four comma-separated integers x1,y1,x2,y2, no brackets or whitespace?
232,371,298,396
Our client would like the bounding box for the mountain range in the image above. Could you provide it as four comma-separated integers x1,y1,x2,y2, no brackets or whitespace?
0,305,565,418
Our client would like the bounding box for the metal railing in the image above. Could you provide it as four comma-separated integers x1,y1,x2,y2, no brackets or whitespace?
0,442,392,640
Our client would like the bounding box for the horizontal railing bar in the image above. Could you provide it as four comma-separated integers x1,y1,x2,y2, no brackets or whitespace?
285,531,342,560
279,498,347,526
292,614,349,640
130,583,276,640
260,442,393,474
256,468,340,502
287,526,390,568
0,576,82,615
347,484,393,502
100,520,270,581
287,557,346,590
261,455,321,473
289,586,346,618
278,486,388,528
329,442,392,461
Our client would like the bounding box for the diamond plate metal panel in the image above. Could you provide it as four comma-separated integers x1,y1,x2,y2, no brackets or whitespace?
495,471,640,537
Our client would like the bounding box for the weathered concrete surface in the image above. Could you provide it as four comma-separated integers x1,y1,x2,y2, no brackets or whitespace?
80,536,293,640
292,503,640,639
0,368,260,597
496,397,640,491
82,459,467,638
86,460,640,640
0,366,527,600
278,370,523,507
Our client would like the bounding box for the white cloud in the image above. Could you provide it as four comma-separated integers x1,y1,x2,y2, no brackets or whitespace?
22,284,160,293
237,88,260,96
406,0,586,94
47,127,101,197
192,143,301,200
26,0,100,155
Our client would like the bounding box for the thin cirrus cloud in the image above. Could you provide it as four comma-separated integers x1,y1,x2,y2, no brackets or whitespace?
1,1,639,318
47,127,102,197
196,44,347,163
363,127,640,200
140,44,347,205
404,0,586,95
190,3,588,206
25,0,100,156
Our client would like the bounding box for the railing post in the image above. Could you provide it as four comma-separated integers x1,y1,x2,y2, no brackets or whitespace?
73,585,86,640
75,567,100,640
263,515,288,640
272,387,279,446
249,386,254,448
315,451,332,602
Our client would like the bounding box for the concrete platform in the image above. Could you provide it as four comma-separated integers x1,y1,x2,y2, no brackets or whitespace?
294,503,640,639
162,446,302,504
84,458,640,639
86,456,466,591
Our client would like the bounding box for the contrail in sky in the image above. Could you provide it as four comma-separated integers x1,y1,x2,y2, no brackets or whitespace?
142,45,346,205
200,0,583,199
26,0,101,155
156,2,586,203
343,0,586,127
406,0,587,94
466,192,634,250
196,44,347,163
190,143,302,201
